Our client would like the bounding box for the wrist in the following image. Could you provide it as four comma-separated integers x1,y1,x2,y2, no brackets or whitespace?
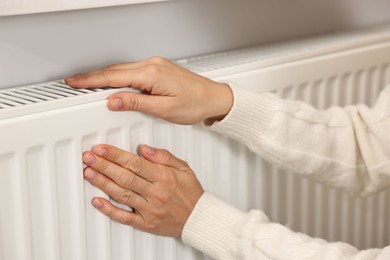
204,83,233,125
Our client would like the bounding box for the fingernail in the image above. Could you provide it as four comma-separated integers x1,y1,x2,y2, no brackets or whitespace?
83,152,96,165
65,76,75,82
95,147,107,156
144,145,156,156
92,198,104,209
109,98,123,110
84,168,96,180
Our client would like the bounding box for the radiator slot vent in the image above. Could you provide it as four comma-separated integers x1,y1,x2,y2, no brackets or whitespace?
0,81,128,120
0,81,109,107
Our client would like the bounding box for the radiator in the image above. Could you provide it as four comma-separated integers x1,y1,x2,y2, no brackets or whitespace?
1,25,390,260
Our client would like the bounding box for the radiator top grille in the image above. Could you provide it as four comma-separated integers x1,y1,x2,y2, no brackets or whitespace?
0,81,104,108
0,81,134,120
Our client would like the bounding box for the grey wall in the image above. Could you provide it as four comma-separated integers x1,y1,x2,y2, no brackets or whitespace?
1,0,390,89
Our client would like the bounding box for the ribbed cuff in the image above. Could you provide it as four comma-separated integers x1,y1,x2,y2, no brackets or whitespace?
181,193,248,260
208,85,279,146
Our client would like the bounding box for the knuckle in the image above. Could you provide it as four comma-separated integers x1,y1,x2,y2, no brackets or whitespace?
144,222,156,232
99,177,111,189
118,213,133,225
177,158,190,170
97,161,110,174
181,160,189,168
100,69,115,82
161,149,173,161
145,64,161,75
160,171,177,189
104,64,119,70
109,149,122,162
182,163,191,172
123,93,140,111
125,156,143,173
118,190,135,205
148,56,167,65
120,173,137,188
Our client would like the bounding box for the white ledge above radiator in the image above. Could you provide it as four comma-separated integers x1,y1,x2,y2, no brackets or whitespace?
2,23,390,122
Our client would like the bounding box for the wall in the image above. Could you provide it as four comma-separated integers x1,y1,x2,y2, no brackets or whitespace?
1,0,390,89
0,0,168,16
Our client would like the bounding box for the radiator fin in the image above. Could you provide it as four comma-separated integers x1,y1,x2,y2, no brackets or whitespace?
54,139,87,260
26,145,60,260
0,153,34,260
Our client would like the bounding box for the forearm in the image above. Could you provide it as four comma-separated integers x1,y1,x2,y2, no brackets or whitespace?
207,84,390,195
182,193,389,260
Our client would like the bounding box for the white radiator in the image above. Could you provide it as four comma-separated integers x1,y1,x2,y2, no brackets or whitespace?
1,25,390,260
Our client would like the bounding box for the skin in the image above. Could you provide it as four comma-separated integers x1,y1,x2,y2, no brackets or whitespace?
65,57,233,125
82,144,204,237
65,57,233,237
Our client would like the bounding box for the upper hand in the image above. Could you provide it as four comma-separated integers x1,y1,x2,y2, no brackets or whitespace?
82,144,204,237
65,57,233,125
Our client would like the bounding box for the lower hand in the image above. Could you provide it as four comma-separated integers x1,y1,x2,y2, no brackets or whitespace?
82,144,204,237
65,57,233,125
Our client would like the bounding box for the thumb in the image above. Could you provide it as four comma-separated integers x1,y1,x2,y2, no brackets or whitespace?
107,91,166,115
139,145,189,170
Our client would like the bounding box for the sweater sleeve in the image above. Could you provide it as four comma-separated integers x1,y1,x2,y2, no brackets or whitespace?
207,84,390,196
182,192,390,260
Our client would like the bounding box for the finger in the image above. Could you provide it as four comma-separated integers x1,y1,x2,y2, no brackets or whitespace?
91,144,160,182
91,197,145,229
84,167,148,208
99,62,140,71
65,66,156,90
64,61,143,85
89,58,161,74
139,145,189,171
66,57,164,82
106,92,170,117
83,151,153,191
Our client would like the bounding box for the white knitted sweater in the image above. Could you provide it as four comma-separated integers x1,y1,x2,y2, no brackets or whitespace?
181,85,390,259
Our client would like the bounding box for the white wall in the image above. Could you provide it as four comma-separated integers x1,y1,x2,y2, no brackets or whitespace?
0,0,169,16
1,0,390,89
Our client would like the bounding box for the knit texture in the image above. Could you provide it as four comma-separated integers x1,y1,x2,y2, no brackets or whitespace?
182,84,390,259
210,85,390,195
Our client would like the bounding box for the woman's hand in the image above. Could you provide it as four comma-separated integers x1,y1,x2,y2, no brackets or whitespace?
65,57,233,125
82,144,204,237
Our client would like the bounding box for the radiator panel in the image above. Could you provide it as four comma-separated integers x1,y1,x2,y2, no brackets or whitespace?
1,35,390,259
